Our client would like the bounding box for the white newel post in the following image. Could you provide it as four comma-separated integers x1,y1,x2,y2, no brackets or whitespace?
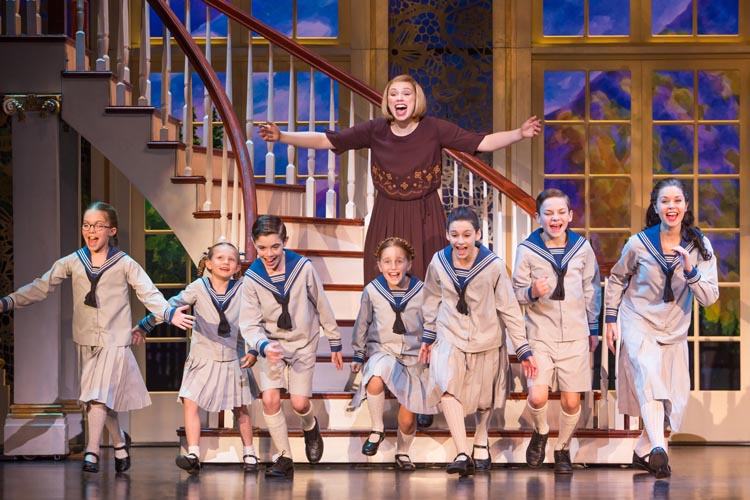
285,56,296,185
305,69,316,217
325,79,336,218
264,47,275,184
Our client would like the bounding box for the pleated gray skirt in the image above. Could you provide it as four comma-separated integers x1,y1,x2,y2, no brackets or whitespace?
78,345,151,412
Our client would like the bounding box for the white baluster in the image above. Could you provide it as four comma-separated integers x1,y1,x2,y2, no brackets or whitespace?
95,0,110,70
264,47,275,184
75,0,85,70
245,33,254,172
468,170,474,207
325,79,336,218
138,0,151,105
219,23,233,242
482,181,489,248
285,56,296,185
202,5,213,211
160,13,172,141
452,161,459,209
305,69,316,217
181,0,193,174
365,105,374,225
115,0,130,105
231,160,240,246
495,190,504,259
26,0,41,35
5,0,21,35
345,92,356,219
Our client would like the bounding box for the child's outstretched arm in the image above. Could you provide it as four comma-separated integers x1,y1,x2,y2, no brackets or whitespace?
1,257,73,313
134,282,199,341
126,258,195,328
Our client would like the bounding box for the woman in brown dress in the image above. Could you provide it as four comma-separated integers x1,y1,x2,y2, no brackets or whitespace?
259,74,541,283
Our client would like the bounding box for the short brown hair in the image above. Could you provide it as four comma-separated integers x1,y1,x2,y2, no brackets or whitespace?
380,74,427,122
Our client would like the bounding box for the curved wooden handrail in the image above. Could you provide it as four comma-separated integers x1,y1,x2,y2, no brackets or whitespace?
202,0,536,216
147,0,258,260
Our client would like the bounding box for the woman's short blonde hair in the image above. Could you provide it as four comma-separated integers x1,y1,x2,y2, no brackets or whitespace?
380,74,427,122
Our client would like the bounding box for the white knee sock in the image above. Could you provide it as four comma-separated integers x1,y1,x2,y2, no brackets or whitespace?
105,409,128,459
264,409,293,459
634,430,652,457
293,406,316,432
367,391,386,435
396,427,416,455
472,409,492,460
527,400,550,434
86,404,108,462
243,445,258,463
555,407,581,451
640,400,666,451
188,445,200,458
442,397,468,457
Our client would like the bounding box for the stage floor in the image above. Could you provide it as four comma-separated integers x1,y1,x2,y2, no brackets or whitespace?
1,445,748,499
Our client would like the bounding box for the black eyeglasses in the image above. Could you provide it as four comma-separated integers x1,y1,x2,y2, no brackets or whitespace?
82,223,111,232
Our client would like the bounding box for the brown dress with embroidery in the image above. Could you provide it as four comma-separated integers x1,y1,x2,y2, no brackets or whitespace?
326,117,486,282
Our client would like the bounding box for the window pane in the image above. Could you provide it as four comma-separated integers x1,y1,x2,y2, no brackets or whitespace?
653,71,694,120
697,178,739,228
543,0,584,36
652,125,694,175
699,341,740,390
544,71,585,120
652,0,693,35
711,232,739,282
697,0,739,35
589,0,630,35
543,179,585,228
145,234,188,283
590,178,631,228
297,0,339,37
590,71,631,120
252,0,293,37
150,1,228,38
544,125,585,175
698,125,739,175
699,287,739,337
590,232,630,271
698,71,740,120
145,200,169,230
589,124,631,174
145,342,187,391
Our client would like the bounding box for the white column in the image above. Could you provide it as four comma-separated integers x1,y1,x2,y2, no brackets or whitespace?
181,0,193,174
325,79,336,218
160,17,172,141
264,47,275,184
95,0,110,70
115,0,131,105
25,0,41,35
344,92,356,218
202,5,213,211
75,0,86,70
305,69,316,217
285,56,296,185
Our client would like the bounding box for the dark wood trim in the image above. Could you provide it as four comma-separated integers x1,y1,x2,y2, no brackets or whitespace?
0,35,70,43
256,182,306,192
270,390,602,402
201,0,536,218
148,0,257,260
192,210,221,219
338,320,355,327
172,176,206,184
278,215,364,226
62,71,114,79
291,249,364,258
323,284,363,292
149,141,182,150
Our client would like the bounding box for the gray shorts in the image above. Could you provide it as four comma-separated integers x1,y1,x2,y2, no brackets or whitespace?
254,348,317,397
528,337,591,393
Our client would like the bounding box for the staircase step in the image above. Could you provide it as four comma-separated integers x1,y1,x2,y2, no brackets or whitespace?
178,427,642,465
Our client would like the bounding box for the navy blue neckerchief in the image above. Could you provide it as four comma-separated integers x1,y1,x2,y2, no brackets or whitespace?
637,224,694,303
437,244,497,315
371,274,424,334
245,249,308,329
202,277,242,337
519,228,586,301
76,246,126,308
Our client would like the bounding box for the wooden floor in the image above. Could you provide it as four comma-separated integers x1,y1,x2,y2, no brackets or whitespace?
1,445,749,499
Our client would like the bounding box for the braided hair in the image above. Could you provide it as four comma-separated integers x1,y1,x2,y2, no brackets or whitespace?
197,242,241,278
645,178,712,261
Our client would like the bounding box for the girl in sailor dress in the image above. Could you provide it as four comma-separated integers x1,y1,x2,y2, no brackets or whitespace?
605,178,719,479
419,206,538,477
239,215,343,478
512,188,601,474
134,242,259,474
0,202,194,473
350,237,439,470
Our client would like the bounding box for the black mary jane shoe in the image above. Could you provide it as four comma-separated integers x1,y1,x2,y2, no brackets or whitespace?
446,453,475,477
632,451,651,471
303,417,325,463
265,454,294,478
114,432,132,473
471,444,492,471
648,447,671,479
243,454,260,473
526,430,549,468
82,452,100,473
554,449,573,474
361,430,386,456
175,453,201,474
394,454,416,471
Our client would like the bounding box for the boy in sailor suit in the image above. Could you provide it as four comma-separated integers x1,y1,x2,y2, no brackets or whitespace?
513,188,601,474
0,202,194,473
419,207,538,477
605,178,718,479
239,215,343,478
